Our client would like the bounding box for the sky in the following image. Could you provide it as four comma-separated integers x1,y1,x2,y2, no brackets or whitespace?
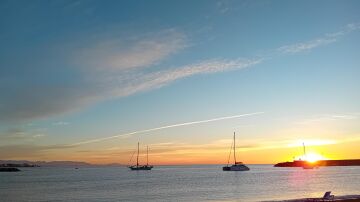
0,0,359,165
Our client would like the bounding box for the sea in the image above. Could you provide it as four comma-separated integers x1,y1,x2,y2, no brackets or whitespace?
1,165,359,202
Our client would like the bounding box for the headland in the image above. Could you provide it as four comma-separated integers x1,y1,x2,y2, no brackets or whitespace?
274,159,360,167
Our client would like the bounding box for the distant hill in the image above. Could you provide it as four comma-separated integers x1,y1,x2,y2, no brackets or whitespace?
36,161,93,167
0,160,124,167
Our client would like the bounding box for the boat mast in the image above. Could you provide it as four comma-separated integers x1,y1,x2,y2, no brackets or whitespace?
303,142,306,159
233,132,236,164
137,142,139,167
146,145,149,166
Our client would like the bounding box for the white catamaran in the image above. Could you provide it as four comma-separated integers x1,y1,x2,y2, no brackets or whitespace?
223,132,250,171
128,142,153,171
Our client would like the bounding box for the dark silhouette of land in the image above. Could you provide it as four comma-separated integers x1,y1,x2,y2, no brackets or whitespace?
274,159,360,167
268,194,360,202
0,167,20,172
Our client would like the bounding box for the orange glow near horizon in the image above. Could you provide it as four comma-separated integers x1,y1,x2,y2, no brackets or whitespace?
4,138,359,165
296,152,328,163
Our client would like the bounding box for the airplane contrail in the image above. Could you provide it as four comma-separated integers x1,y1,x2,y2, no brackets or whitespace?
69,112,264,146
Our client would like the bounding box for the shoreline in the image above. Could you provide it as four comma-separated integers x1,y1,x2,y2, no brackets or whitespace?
265,195,360,202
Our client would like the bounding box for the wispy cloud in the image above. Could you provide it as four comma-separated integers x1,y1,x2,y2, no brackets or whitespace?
106,58,263,98
295,114,358,125
217,0,231,14
32,134,46,138
0,129,27,141
89,23,359,105
278,38,337,54
0,128,47,143
1,23,358,123
70,112,264,146
92,23,359,105
77,29,187,71
278,23,360,54
52,121,70,126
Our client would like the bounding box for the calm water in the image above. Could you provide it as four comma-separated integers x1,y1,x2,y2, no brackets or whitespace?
1,165,359,201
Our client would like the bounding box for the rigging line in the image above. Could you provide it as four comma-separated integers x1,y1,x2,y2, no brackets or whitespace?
226,139,233,166
128,150,136,166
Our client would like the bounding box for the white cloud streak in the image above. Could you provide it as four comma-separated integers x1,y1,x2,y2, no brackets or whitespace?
278,23,360,54
278,38,337,54
70,112,264,146
2,23,358,122
77,29,187,71
295,114,358,125
52,121,70,126
0,128,47,143
106,58,263,98
96,22,360,100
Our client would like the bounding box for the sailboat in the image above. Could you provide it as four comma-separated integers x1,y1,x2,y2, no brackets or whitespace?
223,132,250,171
128,142,153,171
302,142,318,169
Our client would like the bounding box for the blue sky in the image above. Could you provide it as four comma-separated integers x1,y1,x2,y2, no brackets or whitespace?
0,0,359,163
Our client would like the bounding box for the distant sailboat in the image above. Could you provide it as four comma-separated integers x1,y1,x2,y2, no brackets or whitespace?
302,142,318,169
223,132,250,171
274,142,323,168
128,142,153,171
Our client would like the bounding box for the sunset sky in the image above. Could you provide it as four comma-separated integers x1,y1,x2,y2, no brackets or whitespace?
0,0,359,165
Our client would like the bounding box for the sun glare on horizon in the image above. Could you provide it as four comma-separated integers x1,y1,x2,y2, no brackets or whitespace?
296,152,328,163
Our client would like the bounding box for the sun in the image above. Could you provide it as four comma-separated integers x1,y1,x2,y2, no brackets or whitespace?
305,152,326,163
294,152,326,163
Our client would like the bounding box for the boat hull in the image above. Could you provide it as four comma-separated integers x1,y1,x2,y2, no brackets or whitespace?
0,167,21,172
129,165,153,170
223,164,250,171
